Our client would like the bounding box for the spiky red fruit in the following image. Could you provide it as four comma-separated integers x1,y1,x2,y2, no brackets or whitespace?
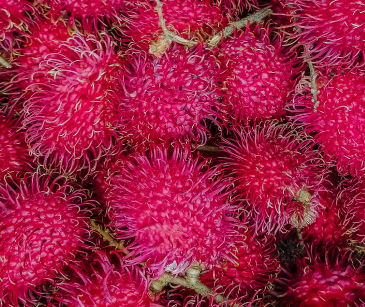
219,25,299,122
124,0,227,52
36,0,127,29
0,113,33,181
302,191,349,249
0,174,93,306
57,251,160,307
13,19,71,89
222,122,325,233
0,0,33,50
201,228,279,298
275,250,365,306
108,147,239,276
22,33,121,174
338,177,365,250
281,0,365,67
119,44,223,147
291,71,365,177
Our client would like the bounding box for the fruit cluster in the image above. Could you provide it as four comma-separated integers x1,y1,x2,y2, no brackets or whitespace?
1,0,365,306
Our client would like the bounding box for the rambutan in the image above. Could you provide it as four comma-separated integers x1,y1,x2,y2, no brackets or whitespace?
0,0,34,51
291,70,365,177
118,43,223,147
35,0,127,30
0,113,33,182
280,0,365,68
219,25,300,122
301,191,349,249
123,0,227,52
274,249,365,306
338,177,365,251
56,251,160,307
12,18,71,90
201,227,279,299
221,121,326,233
108,147,239,276
0,173,93,306
21,33,122,175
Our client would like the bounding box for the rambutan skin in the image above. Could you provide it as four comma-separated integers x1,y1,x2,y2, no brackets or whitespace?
0,173,94,306
55,251,158,307
0,0,34,50
301,191,349,249
108,147,239,275
281,0,365,67
11,18,71,90
0,113,33,181
221,122,326,233
118,44,224,147
123,0,227,51
275,250,365,307
201,228,279,298
291,71,365,177
219,25,300,122
21,33,122,174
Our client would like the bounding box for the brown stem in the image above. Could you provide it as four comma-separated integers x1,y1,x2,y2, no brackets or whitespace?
0,55,11,69
192,145,221,152
90,219,129,255
150,272,242,306
154,0,197,47
308,61,319,112
208,7,273,48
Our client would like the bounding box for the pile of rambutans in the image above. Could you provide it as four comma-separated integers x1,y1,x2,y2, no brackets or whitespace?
1,0,365,306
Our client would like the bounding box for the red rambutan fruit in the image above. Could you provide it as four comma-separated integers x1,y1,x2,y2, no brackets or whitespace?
337,177,365,251
0,0,34,51
219,25,300,122
21,33,122,175
201,227,279,299
123,0,227,52
12,18,71,90
108,147,239,276
280,0,365,68
118,44,224,147
301,191,350,249
0,173,93,306
274,249,365,306
56,251,161,307
291,70,365,177
35,0,127,31
0,113,33,182
221,121,326,233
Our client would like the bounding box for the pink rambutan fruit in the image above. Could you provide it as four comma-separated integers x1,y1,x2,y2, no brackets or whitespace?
291,70,365,177
219,25,300,122
301,191,350,249
200,227,279,299
0,112,33,182
0,0,34,51
279,0,365,68
108,147,239,276
21,33,122,175
123,0,227,52
221,121,326,233
10,18,71,90
274,249,365,306
56,251,161,307
0,173,94,306
118,43,224,147
337,177,365,251
35,0,127,31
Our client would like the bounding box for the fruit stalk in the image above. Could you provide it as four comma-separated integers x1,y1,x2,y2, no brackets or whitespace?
0,55,11,69
308,61,319,112
208,6,273,48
